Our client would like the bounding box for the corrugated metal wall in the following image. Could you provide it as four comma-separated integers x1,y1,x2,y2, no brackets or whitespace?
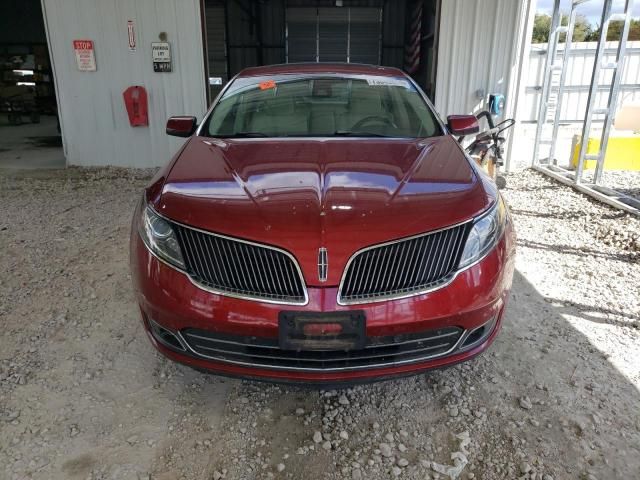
220,0,403,76
381,0,407,69
42,0,207,168
286,7,382,64
434,0,526,118
205,1,227,100
318,8,351,62
286,8,319,63
225,0,286,76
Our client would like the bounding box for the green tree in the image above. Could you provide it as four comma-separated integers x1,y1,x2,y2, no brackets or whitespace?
572,15,594,41
532,11,640,43
603,19,640,41
531,13,595,43
532,14,551,43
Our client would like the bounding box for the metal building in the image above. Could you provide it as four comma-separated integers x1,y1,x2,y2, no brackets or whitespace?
32,0,531,168
41,0,207,168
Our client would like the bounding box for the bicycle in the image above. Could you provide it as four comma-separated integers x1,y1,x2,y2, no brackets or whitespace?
458,111,515,190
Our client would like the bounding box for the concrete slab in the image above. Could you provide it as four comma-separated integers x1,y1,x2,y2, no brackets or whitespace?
0,114,65,169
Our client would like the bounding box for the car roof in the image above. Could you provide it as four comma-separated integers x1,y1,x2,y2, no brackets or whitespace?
237,63,407,78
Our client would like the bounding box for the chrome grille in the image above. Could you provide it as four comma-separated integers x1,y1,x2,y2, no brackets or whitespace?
173,225,307,304
339,222,472,304
180,326,464,372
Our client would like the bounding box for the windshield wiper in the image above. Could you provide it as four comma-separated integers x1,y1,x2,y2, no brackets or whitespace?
216,131,269,138
333,130,390,137
214,131,393,138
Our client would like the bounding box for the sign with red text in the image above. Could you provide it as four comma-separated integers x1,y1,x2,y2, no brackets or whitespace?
73,39,96,71
127,20,136,51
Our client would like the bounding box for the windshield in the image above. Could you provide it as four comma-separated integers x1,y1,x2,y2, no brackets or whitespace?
205,73,442,138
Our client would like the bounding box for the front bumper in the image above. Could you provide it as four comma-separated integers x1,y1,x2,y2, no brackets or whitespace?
130,222,515,384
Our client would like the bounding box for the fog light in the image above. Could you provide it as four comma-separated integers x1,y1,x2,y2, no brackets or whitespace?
460,315,498,350
148,318,186,352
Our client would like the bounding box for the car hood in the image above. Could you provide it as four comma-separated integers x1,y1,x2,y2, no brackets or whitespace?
154,136,493,286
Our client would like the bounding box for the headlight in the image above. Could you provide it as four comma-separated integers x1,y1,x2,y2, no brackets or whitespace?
138,200,185,269
458,196,507,269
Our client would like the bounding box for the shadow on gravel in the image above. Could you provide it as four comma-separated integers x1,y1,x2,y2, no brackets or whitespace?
517,238,638,263
542,298,639,327
510,207,627,222
193,270,640,479
504,185,559,193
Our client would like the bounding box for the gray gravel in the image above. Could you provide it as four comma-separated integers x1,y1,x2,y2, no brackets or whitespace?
0,167,639,480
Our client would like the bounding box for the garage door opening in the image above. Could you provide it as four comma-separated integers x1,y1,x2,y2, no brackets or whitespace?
286,7,382,64
203,0,440,102
0,0,64,169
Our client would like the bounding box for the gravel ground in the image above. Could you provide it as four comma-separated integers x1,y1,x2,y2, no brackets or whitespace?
1,167,639,480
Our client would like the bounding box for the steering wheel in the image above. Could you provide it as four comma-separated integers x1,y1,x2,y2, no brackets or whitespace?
350,115,394,131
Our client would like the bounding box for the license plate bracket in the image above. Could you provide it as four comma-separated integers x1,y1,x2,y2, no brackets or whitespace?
278,311,366,351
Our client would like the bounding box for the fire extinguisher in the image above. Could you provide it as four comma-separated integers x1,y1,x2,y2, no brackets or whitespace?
123,86,149,126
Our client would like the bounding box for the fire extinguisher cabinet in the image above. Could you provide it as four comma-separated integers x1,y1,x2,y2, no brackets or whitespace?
123,86,149,127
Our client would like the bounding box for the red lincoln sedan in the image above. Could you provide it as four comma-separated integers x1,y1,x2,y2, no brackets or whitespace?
130,63,515,384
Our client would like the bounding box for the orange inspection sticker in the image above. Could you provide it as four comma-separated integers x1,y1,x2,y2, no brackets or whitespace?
259,79,276,90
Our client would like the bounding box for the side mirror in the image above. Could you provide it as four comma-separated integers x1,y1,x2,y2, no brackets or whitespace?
166,116,197,137
447,115,479,136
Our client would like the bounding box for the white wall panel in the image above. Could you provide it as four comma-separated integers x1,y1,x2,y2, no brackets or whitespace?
435,0,527,119
523,41,640,123
42,0,207,167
